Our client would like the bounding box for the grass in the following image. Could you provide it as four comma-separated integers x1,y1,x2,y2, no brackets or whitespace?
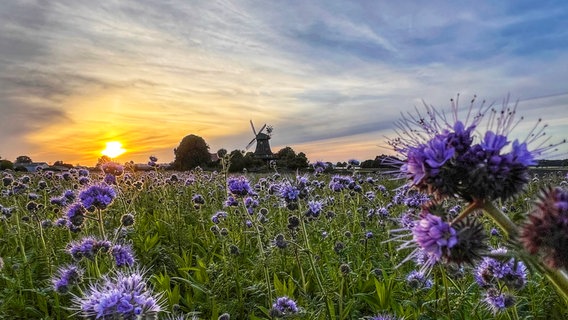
0,167,567,319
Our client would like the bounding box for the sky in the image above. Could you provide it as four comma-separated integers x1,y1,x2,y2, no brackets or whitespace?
1,0,568,166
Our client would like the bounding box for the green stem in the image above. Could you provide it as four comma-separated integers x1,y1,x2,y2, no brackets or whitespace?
96,209,106,239
480,200,518,238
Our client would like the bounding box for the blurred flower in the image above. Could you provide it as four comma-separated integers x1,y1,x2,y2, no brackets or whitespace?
67,237,111,261
52,264,83,294
369,313,400,320
101,162,124,177
111,244,136,267
65,203,86,227
405,270,433,289
521,186,568,269
483,288,515,314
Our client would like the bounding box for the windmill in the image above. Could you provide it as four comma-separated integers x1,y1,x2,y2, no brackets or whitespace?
246,120,274,159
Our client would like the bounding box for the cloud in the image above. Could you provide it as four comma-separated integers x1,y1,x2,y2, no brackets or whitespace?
0,0,567,164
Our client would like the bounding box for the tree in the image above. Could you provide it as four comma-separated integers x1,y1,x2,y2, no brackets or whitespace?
15,155,33,164
0,159,13,171
173,134,211,171
276,147,309,170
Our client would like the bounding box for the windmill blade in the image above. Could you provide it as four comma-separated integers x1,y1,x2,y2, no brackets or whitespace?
250,120,257,135
245,137,256,150
257,124,267,134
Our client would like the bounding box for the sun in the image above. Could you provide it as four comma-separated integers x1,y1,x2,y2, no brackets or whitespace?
101,141,126,158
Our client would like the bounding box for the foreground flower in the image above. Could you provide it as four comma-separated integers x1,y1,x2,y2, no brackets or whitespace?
521,186,568,269
72,270,162,319
389,95,561,202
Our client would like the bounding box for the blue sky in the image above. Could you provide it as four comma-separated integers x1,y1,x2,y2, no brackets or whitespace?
0,0,567,165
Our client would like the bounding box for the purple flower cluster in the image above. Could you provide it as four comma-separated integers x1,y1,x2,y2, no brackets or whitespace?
306,200,323,218
270,296,299,317
67,236,112,261
390,96,557,202
474,248,527,290
227,176,253,197
483,288,515,314
65,203,87,227
311,161,328,174
79,184,117,210
52,264,83,294
73,270,161,319
111,244,136,267
279,182,300,203
412,213,458,266
328,175,357,192
211,211,228,224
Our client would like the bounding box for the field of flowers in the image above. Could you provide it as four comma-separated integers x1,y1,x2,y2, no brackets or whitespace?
1,163,567,319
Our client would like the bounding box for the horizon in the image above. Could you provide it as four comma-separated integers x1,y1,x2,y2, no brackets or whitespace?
1,1,568,165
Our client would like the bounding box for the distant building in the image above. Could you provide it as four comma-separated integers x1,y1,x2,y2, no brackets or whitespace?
14,162,50,172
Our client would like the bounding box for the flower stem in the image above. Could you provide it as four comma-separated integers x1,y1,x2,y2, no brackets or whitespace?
96,209,106,239
451,200,483,225
480,200,518,238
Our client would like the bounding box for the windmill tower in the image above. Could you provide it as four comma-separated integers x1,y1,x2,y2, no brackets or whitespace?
246,120,274,159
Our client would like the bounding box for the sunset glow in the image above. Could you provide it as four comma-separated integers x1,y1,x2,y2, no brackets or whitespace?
101,142,126,159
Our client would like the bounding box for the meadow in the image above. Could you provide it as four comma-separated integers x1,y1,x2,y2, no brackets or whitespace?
1,165,567,319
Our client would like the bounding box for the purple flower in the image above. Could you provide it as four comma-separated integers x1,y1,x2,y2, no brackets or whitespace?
192,194,205,205
72,270,161,319
405,270,433,289
211,211,228,224
224,196,238,207
66,203,86,227
483,288,515,314
111,244,136,267
412,213,458,266
389,95,562,202
521,186,568,269
79,184,117,210
270,296,299,317
227,176,253,197
474,248,527,289
306,200,323,217
279,183,300,203
52,264,83,294
67,237,112,261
